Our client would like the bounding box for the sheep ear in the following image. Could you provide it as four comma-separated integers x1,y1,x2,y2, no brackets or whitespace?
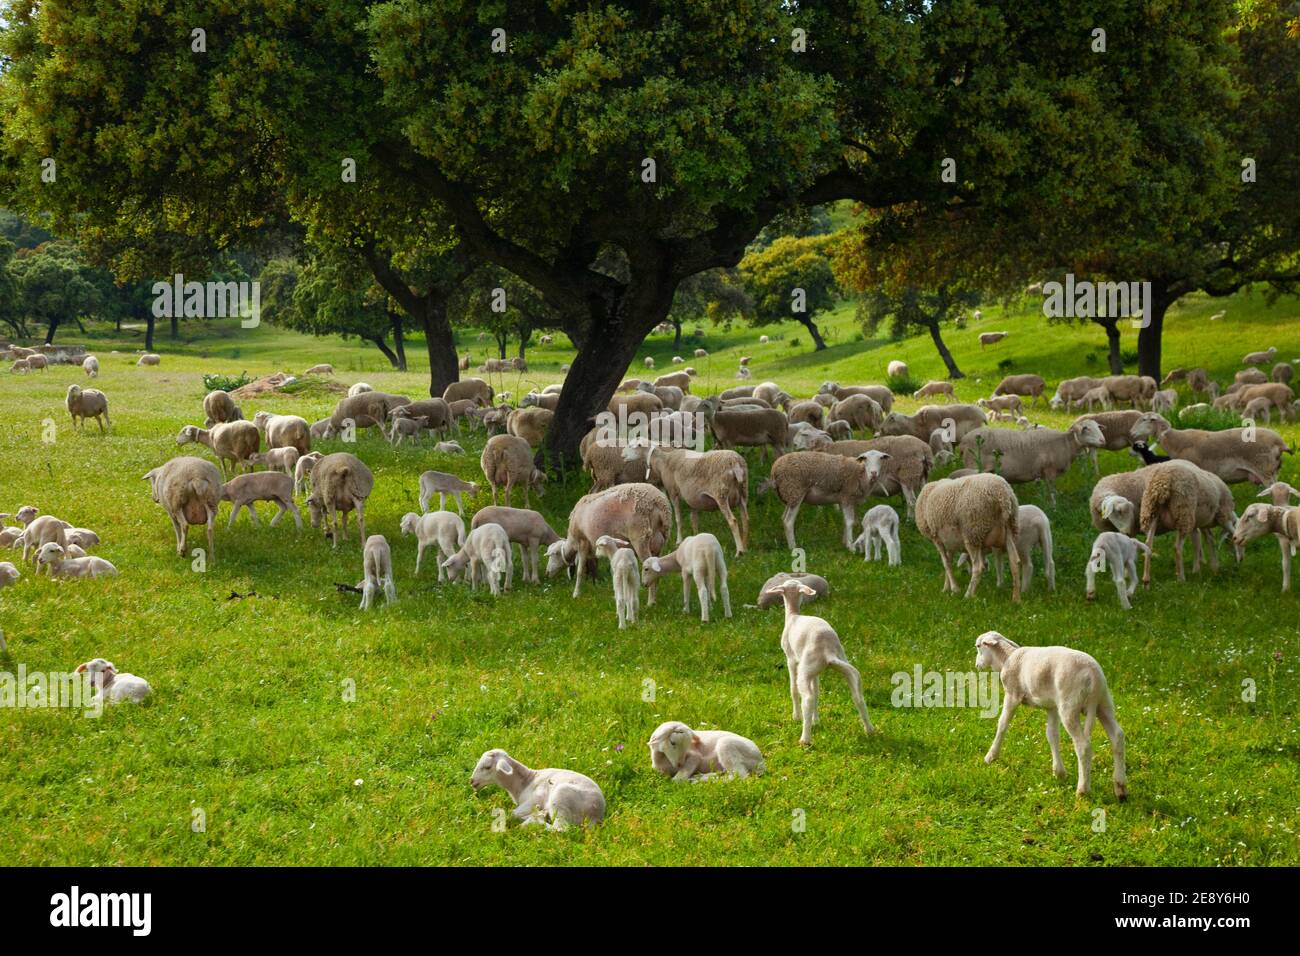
797,583,816,596
75,663,87,673
495,758,513,776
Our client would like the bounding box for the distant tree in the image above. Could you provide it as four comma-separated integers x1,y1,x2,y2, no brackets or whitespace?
6,240,104,343
855,285,978,379
739,235,840,351
451,266,560,364
666,269,752,351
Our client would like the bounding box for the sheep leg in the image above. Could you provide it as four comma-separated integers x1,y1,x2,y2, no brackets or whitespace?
417,541,427,576
1174,532,1186,582
1045,709,1067,778
694,568,710,622
739,500,750,551
1280,536,1292,592
680,570,692,615
1097,706,1128,800
963,548,984,599
933,544,959,594
901,484,917,520
786,659,801,721
781,498,804,552
206,507,216,563
716,499,745,557
1006,535,1023,603
169,514,187,557
719,572,731,618
571,548,586,599
226,505,241,530
1205,528,1220,572
246,503,261,527
839,502,857,550
797,670,817,746
671,497,685,544
985,693,1019,764
354,499,366,547
1141,528,1157,588
1060,708,1093,796
829,657,876,735
689,510,699,536
1113,567,1131,610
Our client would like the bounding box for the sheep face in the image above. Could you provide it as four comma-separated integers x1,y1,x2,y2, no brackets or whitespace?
648,721,695,772
857,450,891,487
1071,418,1107,449
469,749,511,791
593,535,629,560
764,579,816,602
176,425,202,446
15,506,38,525
544,540,572,578
1128,413,1168,443
75,658,115,681
306,497,325,530
35,542,65,568
1099,495,1136,534
399,513,420,536
440,552,471,581
974,631,1017,670
1232,504,1277,549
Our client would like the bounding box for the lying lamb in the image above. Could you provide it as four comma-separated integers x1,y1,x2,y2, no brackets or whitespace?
76,658,152,705
358,534,396,610
469,749,605,830
1084,531,1150,609
975,631,1127,799
36,542,118,579
648,721,765,781
641,532,731,622
852,504,900,566
594,534,640,629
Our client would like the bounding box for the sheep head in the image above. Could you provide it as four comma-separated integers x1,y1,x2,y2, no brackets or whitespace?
1128,413,1169,443
974,631,1018,670
470,749,513,791
399,513,420,536
648,720,698,775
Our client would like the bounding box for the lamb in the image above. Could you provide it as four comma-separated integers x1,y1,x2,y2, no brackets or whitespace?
219,472,302,530
521,391,559,412
302,363,334,375
878,404,987,442
697,397,788,459
545,484,670,597
1243,346,1278,365
252,411,312,455
766,450,878,551
759,334,770,344
1137,460,1239,585
1129,412,1288,485
202,389,242,426
1185,367,1216,398
1072,384,1112,413
390,398,453,436
825,419,852,442
694,348,707,358
142,456,223,560
1234,367,1269,386
914,473,1022,601
441,522,513,594
852,504,900,566
1243,396,1275,424
82,355,99,377
975,632,1126,799
358,535,396,610
35,543,118,579
1233,503,1300,591
594,535,641,628
1072,409,1144,472
829,394,883,434
469,749,605,830
1259,481,1300,506
1049,375,1103,409
480,434,546,508
137,353,160,366
470,506,560,584
76,659,152,705
913,381,955,401
736,365,752,381
309,417,336,440
817,382,893,413
957,419,1105,505
1085,532,1151,609
293,451,324,496
993,373,1046,406
648,721,765,781
654,371,692,392
1233,382,1295,421
755,572,829,609
1101,374,1153,408
1088,467,1157,534
387,414,428,445
823,436,933,516
401,510,465,580
886,360,908,379
635,443,749,556
719,385,755,400
176,421,261,476
0,561,19,590
247,446,300,475
753,381,793,408
978,331,1009,348
20,515,68,563
305,453,374,548
348,382,374,396
1150,388,1178,414
9,358,31,373
641,532,731,622
766,578,876,746
1128,440,1170,465
65,385,111,432
978,394,1023,419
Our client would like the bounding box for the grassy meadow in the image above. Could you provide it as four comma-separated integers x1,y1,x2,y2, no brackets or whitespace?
1,292,1298,866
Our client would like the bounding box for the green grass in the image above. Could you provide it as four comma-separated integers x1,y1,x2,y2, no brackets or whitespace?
0,293,1297,865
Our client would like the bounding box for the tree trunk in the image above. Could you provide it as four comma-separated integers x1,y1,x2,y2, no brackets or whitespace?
170,314,179,339
926,319,964,379
390,314,407,371
145,313,156,352
799,315,827,351
672,318,682,353
1097,318,1123,374
497,333,508,360
367,335,401,368
1137,284,1176,381
421,300,460,399
43,317,58,345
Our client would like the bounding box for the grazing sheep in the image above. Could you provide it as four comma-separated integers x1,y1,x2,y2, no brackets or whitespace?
309,417,336,440
914,473,1022,601
137,353,160,366
401,510,465,580
1072,409,1144,473
1149,388,1178,414
1235,367,1269,387
1137,460,1239,585
1231,503,1300,591
469,749,605,830
202,389,242,426
1072,384,1112,413
978,395,1023,420
1185,368,1216,399
824,419,852,441
753,381,793,409
755,571,829,609
176,421,261,476
1100,374,1152,408
958,420,1105,505
329,391,412,433
648,721,765,781
788,399,825,429
654,371,692,392
913,381,955,401
247,446,300,476
505,406,553,448
220,472,302,530
470,506,560,584
65,385,111,433
19,515,68,564
759,335,770,344
252,411,312,455
697,396,788,459
304,363,334,375
1243,346,1278,366
594,535,641,628
641,532,730,622
418,470,480,516
636,443,749,556
143,456,222,560
767,578,875,746
789,423,833,452
975,632,1126,799
305,453,374,548
822,436,934,516
348,382,374,396
583,438,654,492
1049,375,1104,409
293,451,324,496
441,522,513,594
390,398,453,437
694,348,707,358
978,331,1009,348
1085,532,1151,609
35,543,118,579
358,535,396,610
8,358,31,373
817,381,893,413
853,504,900,566
767,450,878,551
993,373,1046,406
76,658,152,705
886,359,909,378
480,434,546,508
0,561,20,590
829,394,883,434
1272,362,1293,384
956,503,1055,593
545,484,670,597
878,403,986,442
388,414,428,445
521,391,560,412
1129,412,1287,485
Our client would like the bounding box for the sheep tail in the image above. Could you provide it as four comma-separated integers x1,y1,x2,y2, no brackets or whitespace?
1140,471,1173,532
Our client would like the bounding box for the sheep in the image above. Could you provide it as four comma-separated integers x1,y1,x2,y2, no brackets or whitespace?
755,571,829,609
469,749,605,830
329,391,411,432
348,382,374,397
545,484,670,597
1232,503,1300,591
20,515,68,564
697,397,788,459
957,504,1055,593
470,506,560,584
358,535,396,610
913,381,955,401
1234,382,1295,421
719,385,755,400
739,356,752,367
293,451,324,496
993,373,1046,406
824,419,852,442
252,411,312,455
247,446,300,476
82,355,99,378
137,353,160,366
886,359,909,379
480,434,546,508
929,427,955,466
817,381,893,413
441,522,513,595
878,403,986,442
1137,460,1239,585
143,456,222,560
202,389,242,426
635,443,748,556
1185,367,1216,398
914,473,1022,601
1049,375,1103,409
1085,532,1151,609
1129,412,1288,485
1097,374,1152,408
1243,396,1275,424
753,381,793,408
0,561,19,590
593,535,641,628
1178,402,1210,421
1072,409,1144,473
852,504,900,565
957,419,1105,505
35,543,118,579
978,331,1009,348
390,398,453,437
521,391,560,412
1072,384,1112,413
387,414,428,445
648,721,765,781
583,438,654,492
309,417,336,440
1088,466,1160,535
759,334,770,344
978,394,1023,420
401,510,465,580
1235,367,1269,386
1259,481,1300,507
305,453,374,548
975,632,1126,799
1272,362,1293,384
829,394,883,434
9,358,31,373
65,385,111,432
789,423,833,452
643,356,656,369
219,472,302,530
176,421,261,476
822,436,933,516
1128,440,1170,465
767,450,878,551
76,658,152,705
641,532,731,621
1243,346,1278,366
505,406,553,448
694,348,707,358
654,371,692,392
788,399,825,429
1150,388,1178,414
766,578,875,746
303,363,334,375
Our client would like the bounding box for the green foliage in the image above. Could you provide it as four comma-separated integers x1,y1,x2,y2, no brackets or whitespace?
1174,405,1242,431
886,373,922,395
202,372,252,393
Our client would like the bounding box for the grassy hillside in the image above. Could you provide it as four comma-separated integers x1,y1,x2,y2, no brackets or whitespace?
0,290,1296,866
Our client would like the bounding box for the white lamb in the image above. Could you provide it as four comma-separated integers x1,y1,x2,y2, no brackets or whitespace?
440,522,512,595
469,749,605,830
975,631,1127,799
356,534,396,610
400,511,465,580
76,658,152,705
641,532,731,622
594,534,640,629
648,721,766,781
1084,531,1151,610
852,504,900,565
35,542,117,579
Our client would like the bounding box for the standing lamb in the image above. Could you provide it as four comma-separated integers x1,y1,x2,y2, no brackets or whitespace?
143,456,222,561
1085,532,1150,609
358,534,396,610
1230,503,1300,592
853,504,901,566
470,506,560,584
641,532,731,622
418,471,479,515
441,522,513,595
593,534,641,628
82,355,99,378
401,510,466,580
220,472,302,530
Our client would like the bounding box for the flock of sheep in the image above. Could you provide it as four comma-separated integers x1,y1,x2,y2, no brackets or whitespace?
1,339,1295,831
